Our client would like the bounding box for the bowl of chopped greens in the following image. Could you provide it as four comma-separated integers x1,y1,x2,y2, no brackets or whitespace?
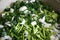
0,0,59,40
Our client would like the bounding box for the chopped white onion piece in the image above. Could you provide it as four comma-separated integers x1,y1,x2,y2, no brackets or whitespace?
19,6,27,11
31,21,37,26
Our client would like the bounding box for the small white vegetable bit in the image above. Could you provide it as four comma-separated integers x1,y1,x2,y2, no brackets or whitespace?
0,25,4,29
5,21,11,26
31,21,37,26
39,16,51,27
20,19,26,25
30,0,35,3
1,35,12,40
19,6,27,11
10,8,14,13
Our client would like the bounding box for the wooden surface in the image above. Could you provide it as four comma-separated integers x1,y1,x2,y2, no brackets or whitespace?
41,0,60,13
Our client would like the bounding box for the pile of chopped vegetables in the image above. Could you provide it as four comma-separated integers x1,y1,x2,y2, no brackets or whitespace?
0,0,58,40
